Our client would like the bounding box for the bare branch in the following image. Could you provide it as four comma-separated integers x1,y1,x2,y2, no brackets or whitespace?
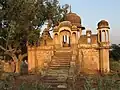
0,37,7,41
4,51,12,56
21,53,28,61
0,45,7,51
8,45,12,50
18,53,28,61
0,45,15,52
7,45,16,52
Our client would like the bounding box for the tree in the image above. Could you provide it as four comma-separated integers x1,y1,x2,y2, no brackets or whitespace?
0,0,68,73
110,44,120,61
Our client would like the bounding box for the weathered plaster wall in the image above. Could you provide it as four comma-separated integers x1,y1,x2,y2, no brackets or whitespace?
78,48,99,74
28,46,54,73
0,60,15,73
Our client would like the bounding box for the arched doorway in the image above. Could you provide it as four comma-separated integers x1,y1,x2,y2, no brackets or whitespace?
63,35,70,47
60,30,71,47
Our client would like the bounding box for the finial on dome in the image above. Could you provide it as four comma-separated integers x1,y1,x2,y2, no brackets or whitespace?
70,5,71,13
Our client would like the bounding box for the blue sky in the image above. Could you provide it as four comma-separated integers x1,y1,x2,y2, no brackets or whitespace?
59,0,120,44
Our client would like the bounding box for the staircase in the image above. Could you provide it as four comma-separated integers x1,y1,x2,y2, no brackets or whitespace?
42,48,72,89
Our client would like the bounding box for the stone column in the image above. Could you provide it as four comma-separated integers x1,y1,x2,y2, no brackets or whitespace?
28,48,32,72
67,35,69,44
99,49,110,74
101,30,102,42
107,30,110,42
98,30,100,42
34,47,38,73
105,30,107,42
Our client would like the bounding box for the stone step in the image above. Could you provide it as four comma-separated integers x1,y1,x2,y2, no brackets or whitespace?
54,57,70,59
54,53,71,55
50,62,70,64
51,63,70,66
47,72,68,76
46,73,68,77
52,59,70,61
52,57,71,60
50,64,70,67
49,66,70,69
51,63,70,65
52,60,71,62
54,54,71,57
43,82,67,89
46,72,68,75
43,77,67,82
51,60,70,63
55,53,71,56
51,61,70,64
46,70,69,74
43,82,67,85
55,51,71,53
55,50,71,52
43,75,66,78
47,69,69,73
43,76,67,83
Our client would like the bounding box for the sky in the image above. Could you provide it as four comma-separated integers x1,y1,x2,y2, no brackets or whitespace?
59,0,120,44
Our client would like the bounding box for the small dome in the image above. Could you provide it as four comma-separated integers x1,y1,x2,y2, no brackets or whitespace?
65,12,81,27
59,21,72,28
97,20,110,29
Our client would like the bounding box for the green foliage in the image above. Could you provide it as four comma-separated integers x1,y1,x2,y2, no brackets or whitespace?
0,73,49,90
0,0,68,61
0,73,16,90
18,81,48,90
110,60,120,72
0,0,67,46
83,75,120,90
110,44,120,61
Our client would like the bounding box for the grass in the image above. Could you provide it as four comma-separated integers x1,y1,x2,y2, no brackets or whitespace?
110,60,120,72
83,75,120,90
0,60,119,90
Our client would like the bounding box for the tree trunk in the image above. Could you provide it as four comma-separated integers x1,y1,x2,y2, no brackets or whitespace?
0,45,27,73
16,60,21,73
11,54,20,73
16,53,27,73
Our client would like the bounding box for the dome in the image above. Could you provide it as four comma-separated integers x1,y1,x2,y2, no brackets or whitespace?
97,20,110,29
65,12,81,27
59,21,72,27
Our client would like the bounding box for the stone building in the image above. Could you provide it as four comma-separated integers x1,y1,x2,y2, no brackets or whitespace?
28,12,110,75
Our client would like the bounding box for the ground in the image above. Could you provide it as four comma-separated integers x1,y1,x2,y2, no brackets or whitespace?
0,60,120,90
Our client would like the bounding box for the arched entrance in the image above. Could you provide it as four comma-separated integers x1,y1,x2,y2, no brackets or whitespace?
63,35,70,47
60,30,71,47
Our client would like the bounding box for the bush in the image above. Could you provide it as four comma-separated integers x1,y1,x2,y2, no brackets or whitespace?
110,60,120,72
0,73,49,90
18,81,49,90
83,75,120,90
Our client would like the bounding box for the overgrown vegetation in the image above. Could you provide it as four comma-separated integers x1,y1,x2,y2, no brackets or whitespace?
110,44,120,61
0,73,49,90
110,60,120,72
0,71,119,90
0,0,69,73
75,73,120,90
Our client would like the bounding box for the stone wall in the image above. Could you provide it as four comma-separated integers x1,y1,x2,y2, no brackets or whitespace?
78,48,100,74
28,46,54,73
0,60,15,73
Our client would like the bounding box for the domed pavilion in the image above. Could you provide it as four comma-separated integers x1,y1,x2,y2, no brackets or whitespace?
28,10,110,77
